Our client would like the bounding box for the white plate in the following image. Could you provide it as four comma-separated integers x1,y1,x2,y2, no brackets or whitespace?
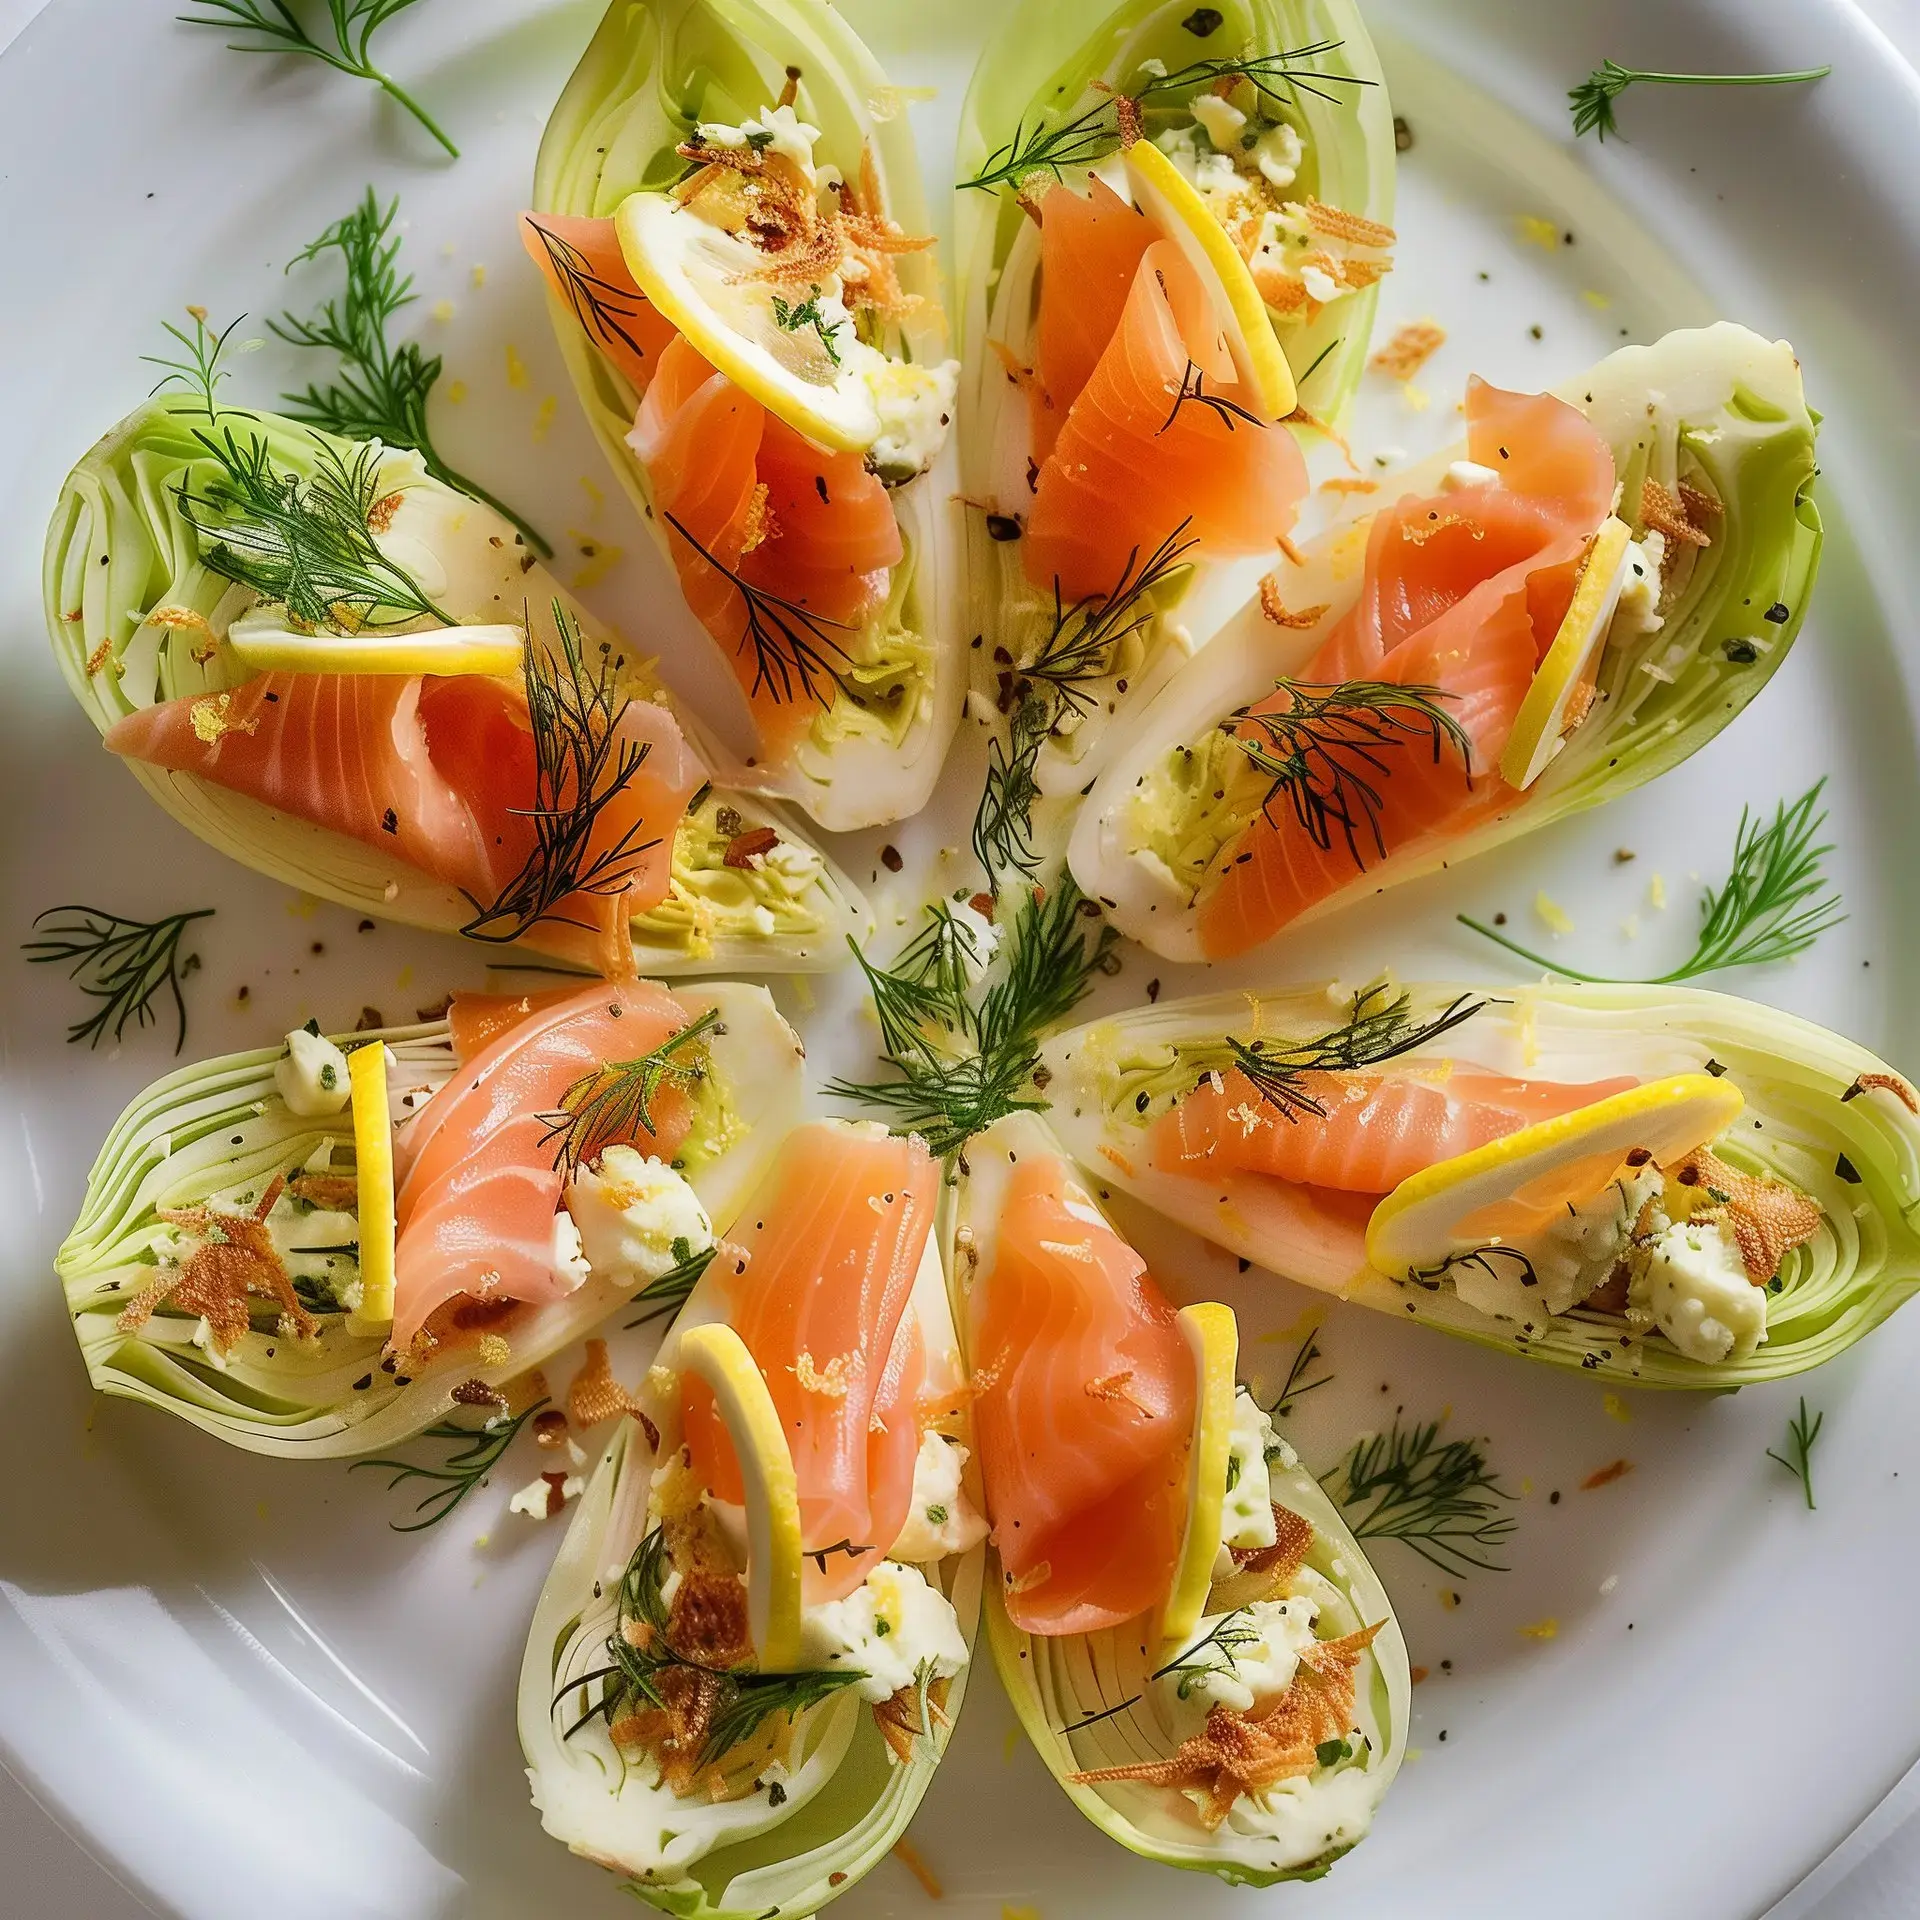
3,2,1918,1916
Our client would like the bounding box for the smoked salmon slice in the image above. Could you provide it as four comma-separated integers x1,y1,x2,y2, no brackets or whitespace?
681,1122,936,1602
1153,1067,1639,1195
970,1151,1194,1636
105,671,704,967
1198,380,1616,958
392,979,698,1354
1023,236,1307,604
519,212,679,395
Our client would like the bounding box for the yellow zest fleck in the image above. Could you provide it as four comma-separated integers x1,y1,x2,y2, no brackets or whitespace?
1401,512,1482,547
531,395,558,443
1438,1588,1460,1612
1517,215,1561,251
1648,873,1667,911
1097,1145,1136,1178
579,474,605,511
1581,289,1613,310
286,894,320,920
1519,1617,1559,1641
1003,1908,1043,1920
570,533,623,592
1604,1391,1632,1424
738,481,775,556
1533,891,1573,937
1403,383,1432,413
1275,531,1308,569
447,379,469,404
869,84,937,121
432,299,455,323
477,1332,512,1369
1006,1561,1052,1595
892,1838,943,1899
505,343,529,389
148,604,213,634
1002,1725,1021,1764
470,264,487,289
189,692,259,744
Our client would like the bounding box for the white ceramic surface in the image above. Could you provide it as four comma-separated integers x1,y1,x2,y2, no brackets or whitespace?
3,2,1919,1917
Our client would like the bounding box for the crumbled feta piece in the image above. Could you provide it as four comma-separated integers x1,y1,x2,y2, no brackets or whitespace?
551,1208,592,1291
750,904,777,936
1616,529,1668,636
1629,1214,1766,1363
566,1147,713,1289
749,838,825,892
1300,264,1342,305
1454,1163,1662,1321
949,897,1001,986
1443,460,1502,492
1158,1597,1321,1725
1222,1390,1280,1552
697,102,821,178
854,352,960,477
1253,122,1304,190
1190,92,1248,152
510,1471,583,1519
890,1434,990,1562
275,1027,351,1117
799,1561,970,1702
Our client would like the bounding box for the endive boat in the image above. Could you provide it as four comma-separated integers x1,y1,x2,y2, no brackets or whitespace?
1071,323,1823,958
45,394,869,975
522,1119,986,1916
1040,980,1920,1384
55,979,802,1456
955,0,1395,798
526,0,965,831
951,1113,1407,1882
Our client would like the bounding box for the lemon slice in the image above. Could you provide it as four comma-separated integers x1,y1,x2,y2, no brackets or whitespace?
1499,517,1635,790
345,1042,397,1339
616,191,881,453
226,621,525,678
1366,1073,1745,1280
1123,141,1297,421
677,1321,806,1671
1158,1301,1240,1659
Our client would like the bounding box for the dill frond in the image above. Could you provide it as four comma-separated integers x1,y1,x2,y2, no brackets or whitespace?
1324,1412,1516,1577
1765,1395,1823,1510
1152,1608,1263,1698
1459,781,1842,983
24,905,214,1055
523,216,660,377
351,1397,549,1532
144,307,257,418
1569,59,1830,143
971,695,1051,884
539,1007,721,1175
1269,1331,1333,1419
275,188,549,555
624,1240,719,1329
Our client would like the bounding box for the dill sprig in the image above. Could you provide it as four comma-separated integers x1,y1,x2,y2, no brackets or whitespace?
523,215,660,380
1459,782,1842,984
144,307,258,417
179,0,458,156
663,511,854,710
770,290,842,366
274,189,549,555
1569,59,1830,143
24,904,214,1055
1234,679,1474,870
625,1240,719,1329
961,42,1372,192
1175,982,1486,1123
462,604,659,948
1161,361,1265,436
351,1397,548,1532
540,1008,721,1175
1324,1412,1516,1577
557,1526,862,1764
1766,1395,1823,1510
972,695,1052,883
1269,1331,1333,1420
829,877,1119,1158
1152,1608,1261,1699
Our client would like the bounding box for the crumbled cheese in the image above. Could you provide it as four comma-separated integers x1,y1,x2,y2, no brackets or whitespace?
1628,1214,1766,1363
565,1147,713,1288
1253,122,1304,190
750,904,778,936
949,897,1001,985
1221,1390,1280,1553
749,838,825,892
1158,1597,1321,1727
275,1028,351,1118
697,102,822,179
551,1209,592,1291
890,1434,990,1562
1443,460,1501,492
1453,1163,1663,1321
1616,529,1667,635
856,352,960,477
799,1561,970,1702
1190,92,1248,151
509,1471,583,1519
1300,264,1342,305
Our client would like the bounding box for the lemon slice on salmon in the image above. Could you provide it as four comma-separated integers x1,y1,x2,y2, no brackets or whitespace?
1158,1300,1240,1658
1366,1073,1745,1281
616,192,882,453
677,1321,806,1671
1499,517,1635,790
345,1042,397,1339
1123,142,1297,421
227,621,525,679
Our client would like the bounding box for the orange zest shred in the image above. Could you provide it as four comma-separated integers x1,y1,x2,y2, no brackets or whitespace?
1846,1071,1919,1114
84,637,115,678
1259,578,1330,630
892,1836,944,1898
1580,1458,1634,1491
1320,476,1378,498
1370,320,1446,382
1640,478,1712,550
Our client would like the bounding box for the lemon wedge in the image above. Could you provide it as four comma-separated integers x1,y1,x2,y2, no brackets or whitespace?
1123,141,1297,421
676,1321,806,1671
226,621,525,678
1366,1073,1745,1280
345,1042,397,1339
1499,517,1635,790
616,191,881,453
1158,1300,1240,1659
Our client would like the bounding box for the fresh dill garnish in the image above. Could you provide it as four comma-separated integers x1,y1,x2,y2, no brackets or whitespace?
1458,782,1842,983
1766,1395,1823,1510
179,0,459,156
662,510,853,710
274,189,549,555
1152,1608,1261,1699
1233,679,1474,870
461,603,659,948
769,289,843,366
625,1240,719,1329
960,43,1373,192
556,1526,862,1764
1173,982,1485,1123
24,905,215,1055
1406,1245,1542,1299
144,307,257,416
1160,360,1265,436
972,696,1052,883
1324,1412,1517,1577
829,876,1119,1158
1295,335,1344,391
522,215,660,382
1269,1331,1333,1419
1569,59,1830,142
539,1007,721,1175
351,1396,548,1532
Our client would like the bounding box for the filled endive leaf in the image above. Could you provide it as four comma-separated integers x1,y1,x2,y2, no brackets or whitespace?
527,0,965,832
1040,980,1920,1386
56,981,802,1457
1071,322,1822,959
521,1120,986,1916
950,1112,1407,1883
45,391,870,974
955,0,1395,812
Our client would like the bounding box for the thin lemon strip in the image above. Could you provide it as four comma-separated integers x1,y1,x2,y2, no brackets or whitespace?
1158,1300,1239,1659
615,191,880,452
344,1043,397,1338
227,622,526,678
677,1321,806,1671
1124,142,1297,420
1366,1073,1745,1278
1501,517,1636,789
